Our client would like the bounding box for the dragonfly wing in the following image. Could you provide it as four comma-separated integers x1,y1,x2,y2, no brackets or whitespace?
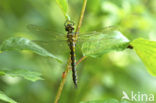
27,24,68,41
77,26,117,40
32,40,69,48
32,40,70,54
76,31,129,57
77,31,129,52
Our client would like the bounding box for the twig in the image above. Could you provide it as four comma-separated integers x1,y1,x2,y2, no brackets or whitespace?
76,56,87,65
54,58,71,103
54,56,87,103
75,0,88,36
127,44,133,49
54,0,88,102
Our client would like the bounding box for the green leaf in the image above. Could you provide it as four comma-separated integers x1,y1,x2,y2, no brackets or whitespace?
81,31,130,57
80,98,131,103
130,38,156,76
0,91,17,103
0,37,61,62
56,0,70,19
0,68,43,82
0,71,5,76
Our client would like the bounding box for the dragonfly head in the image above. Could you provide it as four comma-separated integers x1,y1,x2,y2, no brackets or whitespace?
64,20,75,33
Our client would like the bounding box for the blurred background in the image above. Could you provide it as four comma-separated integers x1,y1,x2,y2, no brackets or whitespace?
0,0,156,103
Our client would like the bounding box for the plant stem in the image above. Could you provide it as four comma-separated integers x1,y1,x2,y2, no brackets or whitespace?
54,58,71,103
76,56,87,65
127,44,133,49
54,56,87,103
54,0,87,102
75,0,88,36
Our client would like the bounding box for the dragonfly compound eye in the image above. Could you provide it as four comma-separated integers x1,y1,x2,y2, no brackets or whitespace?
65,24,75,32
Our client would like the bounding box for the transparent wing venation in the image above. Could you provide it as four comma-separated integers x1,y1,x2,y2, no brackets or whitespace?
27,24,117,44
27,24,67,41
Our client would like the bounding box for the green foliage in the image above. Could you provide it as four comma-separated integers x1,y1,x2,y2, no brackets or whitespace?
80,98,131,103
0,0,156,103
0,37,61,62
81,31,130,57
130,38,156,76
0,68,43,82
0,71,5,76
56,0,70,20
0,91,17,103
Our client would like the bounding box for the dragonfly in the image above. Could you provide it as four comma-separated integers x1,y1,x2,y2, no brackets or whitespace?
27,20,115,88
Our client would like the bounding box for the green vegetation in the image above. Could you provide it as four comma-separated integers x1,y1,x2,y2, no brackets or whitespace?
0,0,156,103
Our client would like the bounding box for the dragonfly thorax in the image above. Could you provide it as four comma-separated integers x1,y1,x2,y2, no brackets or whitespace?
64,20,75,33
65,23,74,33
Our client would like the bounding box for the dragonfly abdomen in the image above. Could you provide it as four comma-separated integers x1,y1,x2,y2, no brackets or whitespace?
69,41,77,88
